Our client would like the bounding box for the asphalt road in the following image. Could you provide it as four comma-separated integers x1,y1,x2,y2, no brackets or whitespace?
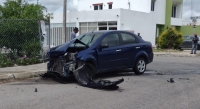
0,55,200,109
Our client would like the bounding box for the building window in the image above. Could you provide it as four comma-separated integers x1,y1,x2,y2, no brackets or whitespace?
79,21,117,34
172,5,176,18
107,2,113,9
109,4,112,9
99,5,103,10
94,6,98,10
151,0,155,11
93,3,103,10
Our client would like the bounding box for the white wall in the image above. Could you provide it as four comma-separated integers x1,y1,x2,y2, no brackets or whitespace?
121,9,156,45
176,3,182,18
67,9,120,22
67,8,158,45
153,0,166,24
78,0,151,13
67,9,121,35
171,18,182,26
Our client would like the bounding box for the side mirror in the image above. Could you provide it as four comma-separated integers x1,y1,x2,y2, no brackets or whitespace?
99,44,109,49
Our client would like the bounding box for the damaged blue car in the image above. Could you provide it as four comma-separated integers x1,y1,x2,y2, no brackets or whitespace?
43,30,153,89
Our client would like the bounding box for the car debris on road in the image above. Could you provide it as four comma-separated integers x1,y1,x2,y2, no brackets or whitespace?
167,78,175,83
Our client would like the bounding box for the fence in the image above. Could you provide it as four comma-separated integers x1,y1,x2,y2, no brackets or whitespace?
50,23,76,46
0,19,76,68
0,19,43,67
50,27,75,46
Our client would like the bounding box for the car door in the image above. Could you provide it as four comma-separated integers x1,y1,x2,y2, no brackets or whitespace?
119,32,140,67
97,32,123,70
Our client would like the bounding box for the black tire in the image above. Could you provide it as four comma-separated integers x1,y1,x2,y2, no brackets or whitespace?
83,63,96,79
133,58,146,75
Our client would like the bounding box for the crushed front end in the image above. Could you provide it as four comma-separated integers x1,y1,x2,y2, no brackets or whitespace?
42,39,124,90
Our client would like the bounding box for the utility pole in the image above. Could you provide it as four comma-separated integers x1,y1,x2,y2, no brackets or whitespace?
62,0,67,44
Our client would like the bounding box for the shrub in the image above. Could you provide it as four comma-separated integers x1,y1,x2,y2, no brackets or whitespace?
158,28,183,49
16,57,40,66
22,38,41,57
0,54,14,67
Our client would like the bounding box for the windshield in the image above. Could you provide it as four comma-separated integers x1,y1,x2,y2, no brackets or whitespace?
72,33,103,47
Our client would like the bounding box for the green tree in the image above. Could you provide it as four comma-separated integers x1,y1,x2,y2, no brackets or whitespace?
0,0,53,61
0,0,53,20
158,28,184,49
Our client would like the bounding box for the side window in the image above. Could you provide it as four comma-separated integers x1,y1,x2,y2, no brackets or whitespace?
101,33,119,47
121,33,136,45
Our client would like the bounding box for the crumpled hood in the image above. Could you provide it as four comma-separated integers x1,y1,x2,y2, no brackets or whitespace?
47,39,87,58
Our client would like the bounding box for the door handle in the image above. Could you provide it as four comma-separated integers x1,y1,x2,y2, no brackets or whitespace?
116,49,121,52
136,47,140,49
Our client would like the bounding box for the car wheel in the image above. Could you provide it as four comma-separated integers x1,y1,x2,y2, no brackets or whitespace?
133,58,146,75
83,63,96,79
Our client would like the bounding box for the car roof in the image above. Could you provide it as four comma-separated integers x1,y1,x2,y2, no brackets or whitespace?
86,30,135,34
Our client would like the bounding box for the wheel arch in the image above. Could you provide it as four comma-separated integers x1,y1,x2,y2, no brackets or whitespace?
134,51,149,65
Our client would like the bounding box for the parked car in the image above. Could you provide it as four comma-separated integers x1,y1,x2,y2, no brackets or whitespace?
180,35,200,50
44,30,154,89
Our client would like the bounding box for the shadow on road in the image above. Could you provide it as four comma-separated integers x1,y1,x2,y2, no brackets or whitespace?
9,68,154,85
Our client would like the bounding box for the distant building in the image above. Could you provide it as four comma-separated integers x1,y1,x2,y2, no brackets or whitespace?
65,0,183,46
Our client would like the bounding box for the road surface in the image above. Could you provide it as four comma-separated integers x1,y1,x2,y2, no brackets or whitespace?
0,55,200,109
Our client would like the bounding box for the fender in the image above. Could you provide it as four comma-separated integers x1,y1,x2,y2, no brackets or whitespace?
79,53,98,70
133,51,149,66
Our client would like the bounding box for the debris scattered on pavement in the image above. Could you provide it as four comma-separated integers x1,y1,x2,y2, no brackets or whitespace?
35,88,37,92
167,78,175,83
156,71,165,75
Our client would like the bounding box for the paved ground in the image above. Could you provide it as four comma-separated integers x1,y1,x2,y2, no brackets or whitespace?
0,63,46,74
0,55,200,109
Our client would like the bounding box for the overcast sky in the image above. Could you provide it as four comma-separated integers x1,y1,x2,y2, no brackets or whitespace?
0,0,200,21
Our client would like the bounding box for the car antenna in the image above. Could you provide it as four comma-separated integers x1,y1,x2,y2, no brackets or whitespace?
92,19,105,33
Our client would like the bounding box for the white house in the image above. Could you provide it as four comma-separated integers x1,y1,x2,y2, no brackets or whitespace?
50,0,183,46
64,0,183,46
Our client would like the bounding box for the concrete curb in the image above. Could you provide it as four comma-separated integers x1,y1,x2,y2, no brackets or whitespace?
154,52,200,57
0,70,46,82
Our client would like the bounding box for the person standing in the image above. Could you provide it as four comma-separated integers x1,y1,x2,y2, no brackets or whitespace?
70,27,79,40
190,34,199,54
138,33,142,38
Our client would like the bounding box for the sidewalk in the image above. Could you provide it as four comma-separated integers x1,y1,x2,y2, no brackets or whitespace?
154,50,200,57
0,63,47,82
0,51,199,82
